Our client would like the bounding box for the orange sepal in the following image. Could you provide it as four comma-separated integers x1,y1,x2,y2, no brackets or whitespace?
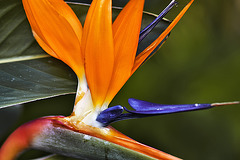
82,0,114,107
22,0,84,78
132,0,194,73
105,0,145,103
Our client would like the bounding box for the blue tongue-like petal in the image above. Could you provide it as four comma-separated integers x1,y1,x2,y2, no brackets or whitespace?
96,98,239,126
127,98,212,114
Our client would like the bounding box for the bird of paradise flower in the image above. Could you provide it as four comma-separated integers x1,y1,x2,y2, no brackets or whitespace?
0,0,238,159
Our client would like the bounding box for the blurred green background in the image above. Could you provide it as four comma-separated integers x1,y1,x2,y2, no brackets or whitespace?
1,0,240,159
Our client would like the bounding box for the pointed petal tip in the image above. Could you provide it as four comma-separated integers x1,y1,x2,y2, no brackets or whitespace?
133,0,194,73
83,0,114,107
211,101,240,107
138,0,177,43
105,0,145,103
23,0,85,79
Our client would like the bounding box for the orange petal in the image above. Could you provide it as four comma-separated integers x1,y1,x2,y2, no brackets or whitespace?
22,0,58,58
132,0,194,73
82,0,114,107
33,31,59,58
105,0,145,103
22,0,84,78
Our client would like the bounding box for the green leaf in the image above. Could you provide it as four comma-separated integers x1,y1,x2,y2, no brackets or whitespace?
0,0,170,109
0,58,77,109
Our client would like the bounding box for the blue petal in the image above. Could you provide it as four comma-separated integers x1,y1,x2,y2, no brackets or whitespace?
138,0,178,43
96,98,238,126
127,98,213,114
136,1,177,63
96,105,123,125
96,99,213,126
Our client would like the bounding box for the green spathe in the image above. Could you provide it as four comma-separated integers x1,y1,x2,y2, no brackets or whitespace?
32,119,157,160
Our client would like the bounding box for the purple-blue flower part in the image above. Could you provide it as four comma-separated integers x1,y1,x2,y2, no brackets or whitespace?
136,0,176,60
96,105,124,125
126,98,213,114
96,98,213,126
138,0,178,43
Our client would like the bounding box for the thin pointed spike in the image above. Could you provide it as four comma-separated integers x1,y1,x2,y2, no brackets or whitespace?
132,0,194,73
139,0,178,43
211,101,240,107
